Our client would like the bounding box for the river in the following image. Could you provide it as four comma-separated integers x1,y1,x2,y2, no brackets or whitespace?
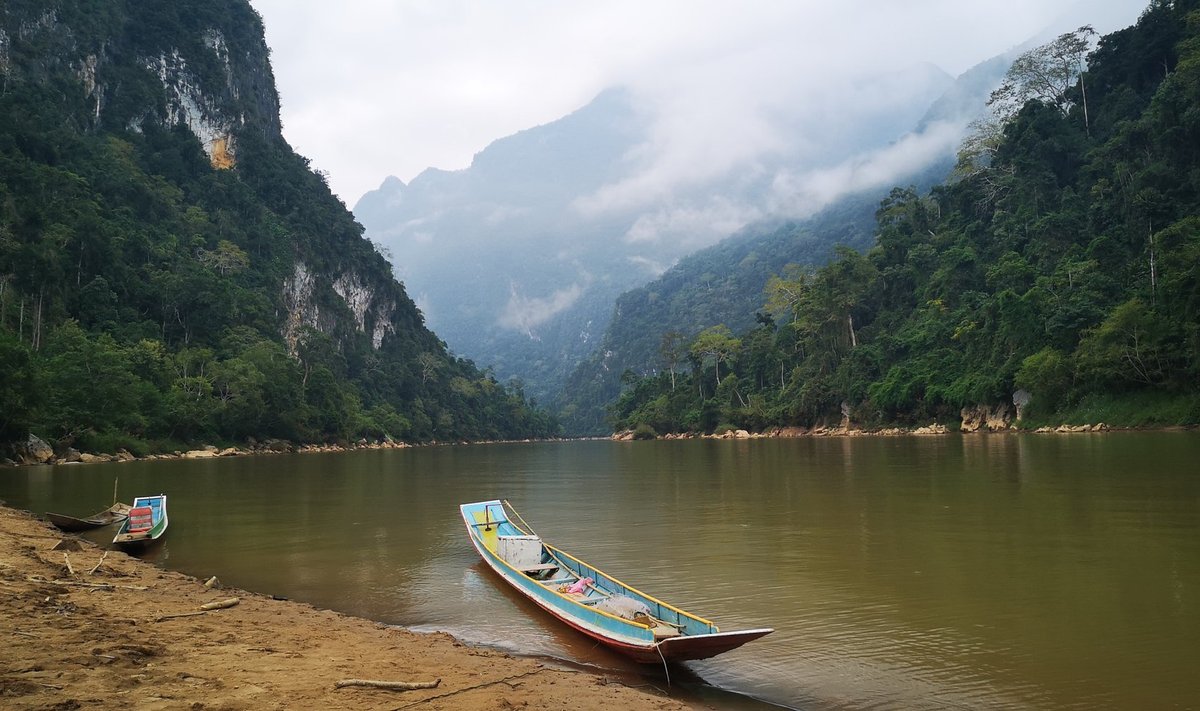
1,432,1197,709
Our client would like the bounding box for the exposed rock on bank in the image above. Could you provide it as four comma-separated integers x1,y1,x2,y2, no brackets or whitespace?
3,436,415,468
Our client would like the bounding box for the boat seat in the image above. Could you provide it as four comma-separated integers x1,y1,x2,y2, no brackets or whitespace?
520,563,559,574
651,625,681,639
126,507,153,533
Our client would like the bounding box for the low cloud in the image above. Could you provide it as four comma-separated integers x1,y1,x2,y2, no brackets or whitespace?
252,0,1146,205
767,119,968,216
498,282,586,336
626,255,672,277
620,197,763,250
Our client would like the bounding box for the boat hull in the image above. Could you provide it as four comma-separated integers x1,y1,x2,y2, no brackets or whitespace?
460,500,772,663
46,503,131,532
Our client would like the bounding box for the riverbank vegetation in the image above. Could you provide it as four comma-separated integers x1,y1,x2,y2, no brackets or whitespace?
0,1,556,458
611,2,1200,436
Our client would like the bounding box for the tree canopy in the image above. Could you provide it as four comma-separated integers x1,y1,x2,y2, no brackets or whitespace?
0,0,556,456
611,1,1200,435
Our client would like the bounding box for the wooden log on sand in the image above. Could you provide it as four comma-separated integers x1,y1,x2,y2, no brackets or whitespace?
335,678,441,691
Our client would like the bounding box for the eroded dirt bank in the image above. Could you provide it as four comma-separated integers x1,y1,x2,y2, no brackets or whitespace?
0,504,699,710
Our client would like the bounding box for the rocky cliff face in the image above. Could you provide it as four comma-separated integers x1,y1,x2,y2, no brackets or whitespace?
0,0,419,357
0,0,556,446
141,31,247,168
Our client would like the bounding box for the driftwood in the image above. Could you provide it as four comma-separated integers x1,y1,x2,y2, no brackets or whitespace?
335,678,441,691
200,597,239,611
156,597,240,622
27,576,147,591
88,551,108,575
62,552,76,577
155,611,206,622
394,669,545,708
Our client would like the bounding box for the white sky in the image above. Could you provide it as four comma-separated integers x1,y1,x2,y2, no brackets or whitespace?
249,0,1148,206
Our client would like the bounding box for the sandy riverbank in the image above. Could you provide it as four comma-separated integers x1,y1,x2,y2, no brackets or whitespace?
0,504,701,710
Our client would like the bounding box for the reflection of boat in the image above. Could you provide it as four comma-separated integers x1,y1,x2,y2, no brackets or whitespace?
112,495,168,549
460,499,773,663
46,502,132,532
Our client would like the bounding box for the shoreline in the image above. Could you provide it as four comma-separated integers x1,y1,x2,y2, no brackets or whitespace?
0,502,702,710
3,421,1192,467
2,435,566,468
610,421,1198,441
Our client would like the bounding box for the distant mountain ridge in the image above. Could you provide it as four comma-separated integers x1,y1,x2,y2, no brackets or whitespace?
355,69,957,402
354,1,1148,423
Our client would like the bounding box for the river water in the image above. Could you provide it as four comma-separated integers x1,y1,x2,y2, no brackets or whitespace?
1,433,1197,709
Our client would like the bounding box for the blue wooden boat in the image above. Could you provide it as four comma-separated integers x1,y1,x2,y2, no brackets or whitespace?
460,499,773,663
112,495,168,549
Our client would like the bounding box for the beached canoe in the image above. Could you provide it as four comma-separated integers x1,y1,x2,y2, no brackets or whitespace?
46,502,132,532
112,495,168,549
460,499,773,663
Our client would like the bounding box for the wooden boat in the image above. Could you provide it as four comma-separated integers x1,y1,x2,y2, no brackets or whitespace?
46,502,132,532
112,495,168,549
460,499,773,663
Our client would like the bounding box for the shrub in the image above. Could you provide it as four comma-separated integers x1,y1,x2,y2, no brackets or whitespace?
632,423,658,440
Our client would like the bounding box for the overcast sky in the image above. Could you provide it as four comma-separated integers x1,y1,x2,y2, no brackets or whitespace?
248,0,1148,207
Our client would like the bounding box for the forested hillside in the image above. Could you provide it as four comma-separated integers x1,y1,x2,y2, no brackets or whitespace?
611,1,1200,435
554,195,881,435
0,0,555,457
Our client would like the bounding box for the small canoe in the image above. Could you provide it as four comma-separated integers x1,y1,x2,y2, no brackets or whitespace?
460,499,773,664
112,494,168,549
46,502,132,532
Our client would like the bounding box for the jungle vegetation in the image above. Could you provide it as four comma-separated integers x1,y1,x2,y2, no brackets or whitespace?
0,0,556,456
611,1,1200,435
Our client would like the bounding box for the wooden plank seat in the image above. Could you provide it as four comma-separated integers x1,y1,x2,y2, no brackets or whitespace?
519,563,559,574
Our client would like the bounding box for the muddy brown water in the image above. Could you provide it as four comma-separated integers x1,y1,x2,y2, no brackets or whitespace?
3,432,1198,709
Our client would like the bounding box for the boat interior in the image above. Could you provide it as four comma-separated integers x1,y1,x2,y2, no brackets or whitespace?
494,531,683,639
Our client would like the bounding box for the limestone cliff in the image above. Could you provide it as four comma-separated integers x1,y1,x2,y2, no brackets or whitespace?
0,0,555,445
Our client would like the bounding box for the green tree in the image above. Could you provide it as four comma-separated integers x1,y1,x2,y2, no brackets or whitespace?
1075,299,1178,387
690,325,741,387
658,330,686,391
1015,347,1073,414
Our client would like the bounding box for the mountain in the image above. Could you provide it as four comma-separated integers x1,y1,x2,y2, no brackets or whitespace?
553,2,1156,435
552,48,1021,434
0,0,554,454
354,68,957,403
607,1,1200,435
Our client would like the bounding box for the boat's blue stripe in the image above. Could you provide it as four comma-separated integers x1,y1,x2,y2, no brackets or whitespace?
461,500,656,646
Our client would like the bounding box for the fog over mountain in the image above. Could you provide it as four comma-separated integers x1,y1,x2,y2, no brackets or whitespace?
351,2,1146,402
356,68,963,398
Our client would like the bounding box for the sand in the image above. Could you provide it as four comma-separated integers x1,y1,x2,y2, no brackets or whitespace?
0,504,702,710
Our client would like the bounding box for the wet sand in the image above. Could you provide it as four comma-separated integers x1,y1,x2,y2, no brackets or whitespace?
0,504,701,710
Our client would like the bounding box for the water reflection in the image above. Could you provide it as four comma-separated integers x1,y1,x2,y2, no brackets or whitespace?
2,433,1198,710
